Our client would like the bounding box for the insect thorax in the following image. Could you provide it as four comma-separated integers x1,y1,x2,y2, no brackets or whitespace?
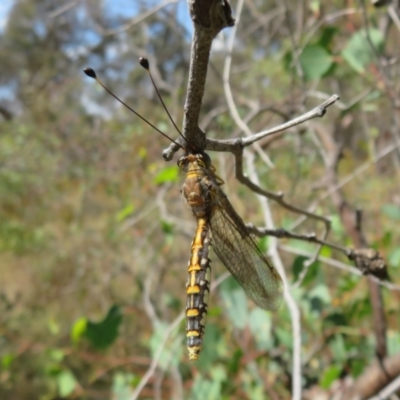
179,153,214,218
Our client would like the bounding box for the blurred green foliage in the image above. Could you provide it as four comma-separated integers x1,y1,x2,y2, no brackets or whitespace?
83,305,123,350
0,0,399,399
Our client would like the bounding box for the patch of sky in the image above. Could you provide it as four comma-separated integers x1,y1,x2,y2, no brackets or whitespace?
211,28,234,53
0,0,13,32
177,0,192,38
103,0,140,19
62,29,103,61
0,80,17,102
102,0,192,37
81,91,114,119
75,2,87,24
33,20,47,38
81,0,193,115
59,3,102,61
105,35,129,61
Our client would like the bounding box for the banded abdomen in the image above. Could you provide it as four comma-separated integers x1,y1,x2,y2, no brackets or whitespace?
186,217,211,361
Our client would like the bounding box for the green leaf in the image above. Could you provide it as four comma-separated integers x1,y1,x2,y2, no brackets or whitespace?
381,231,392,248
309,284,331,305
291,256,307,281
48,348,65,362
227,348,243,374
318,26,338,48
347,296,372,321
57,370,77,398
292,256,320,286
160,220,175,245
351,359,365,377
382,204,400,220
320,364,341,389
329,334,347,362
153,166,179,184
306,284,331,315
84,305,123,350
45,364,62,377
319,245,332,258
299,44,334,81
342,28,384,73
303,261,321,286
160,220,174,235
337,273,358,294
1,354,15,369
323,312,347,327
71,317,87,344
116,204,135,222
257,236,270,253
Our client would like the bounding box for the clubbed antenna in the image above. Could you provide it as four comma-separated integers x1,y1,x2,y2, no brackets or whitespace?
139,57,186,143
83,67,184,149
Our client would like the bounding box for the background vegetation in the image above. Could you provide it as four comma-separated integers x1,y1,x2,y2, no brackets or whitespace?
0,0,399,399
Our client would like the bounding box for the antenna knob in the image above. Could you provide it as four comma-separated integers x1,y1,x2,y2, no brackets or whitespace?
83,67,97,79
139,57,150,70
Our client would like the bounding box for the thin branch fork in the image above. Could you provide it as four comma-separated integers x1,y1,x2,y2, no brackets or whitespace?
280,244,400,292
242,94,340,146
201,94,340,152
248,224,388,279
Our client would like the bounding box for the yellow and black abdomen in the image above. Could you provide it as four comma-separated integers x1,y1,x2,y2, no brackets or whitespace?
185,217,211,361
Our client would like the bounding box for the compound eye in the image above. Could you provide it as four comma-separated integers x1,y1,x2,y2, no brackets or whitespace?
177,155,188,170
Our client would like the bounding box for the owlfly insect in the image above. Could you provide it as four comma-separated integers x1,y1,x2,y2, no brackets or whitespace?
84,58,283,361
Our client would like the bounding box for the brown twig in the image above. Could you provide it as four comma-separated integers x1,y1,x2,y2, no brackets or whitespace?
163,0,235,159
280,244,400,292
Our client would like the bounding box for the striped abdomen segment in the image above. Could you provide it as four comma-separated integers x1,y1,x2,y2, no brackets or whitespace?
186,217,211,361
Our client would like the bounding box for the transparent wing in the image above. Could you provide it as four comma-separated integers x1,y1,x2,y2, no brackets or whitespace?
209,187,283,311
